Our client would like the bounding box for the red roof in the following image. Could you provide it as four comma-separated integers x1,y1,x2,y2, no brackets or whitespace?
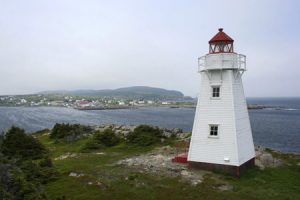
209,28,234,44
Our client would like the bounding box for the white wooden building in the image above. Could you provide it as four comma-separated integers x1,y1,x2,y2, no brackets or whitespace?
188,28,255,176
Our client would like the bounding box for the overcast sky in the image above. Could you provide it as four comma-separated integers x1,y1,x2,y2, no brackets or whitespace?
0,0,299,97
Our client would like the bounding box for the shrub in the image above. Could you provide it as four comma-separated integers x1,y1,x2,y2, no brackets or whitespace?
50,123,93,142
94,129,120,147
0,154,49,200
20,160,58,184
126,125,164,146
81,129,119,151
0,127,57,200
39,157,53,168
81,138,104,152
1,126,47,160
32,129,50,135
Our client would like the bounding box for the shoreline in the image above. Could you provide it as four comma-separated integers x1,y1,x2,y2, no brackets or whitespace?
37,123,300,155
0,107,299,154
0,104,286,110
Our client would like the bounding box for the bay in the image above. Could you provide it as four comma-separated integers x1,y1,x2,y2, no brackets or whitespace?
0,97,299,153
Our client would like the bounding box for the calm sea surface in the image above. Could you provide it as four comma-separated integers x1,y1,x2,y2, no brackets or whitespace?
0,97,299,153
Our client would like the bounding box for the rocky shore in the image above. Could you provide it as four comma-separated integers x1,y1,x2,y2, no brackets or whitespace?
92,124,190,139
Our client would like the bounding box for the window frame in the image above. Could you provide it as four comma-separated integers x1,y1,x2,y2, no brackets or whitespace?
208,124,219,138
211,85,221,99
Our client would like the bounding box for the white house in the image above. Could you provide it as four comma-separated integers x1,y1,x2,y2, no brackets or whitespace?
118,101,125,105
188,28,255,176
20,99,27,104
138,100,145,104
147,100,154,104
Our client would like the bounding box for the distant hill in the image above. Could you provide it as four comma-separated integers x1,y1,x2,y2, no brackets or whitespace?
39,86,186,100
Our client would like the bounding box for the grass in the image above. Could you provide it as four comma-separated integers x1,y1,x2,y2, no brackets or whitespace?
36,133,300,200
224,167,300,200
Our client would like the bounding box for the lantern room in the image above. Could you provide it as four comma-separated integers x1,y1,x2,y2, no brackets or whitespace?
209,28,234,54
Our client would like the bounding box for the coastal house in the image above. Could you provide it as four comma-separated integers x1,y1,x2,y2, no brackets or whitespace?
147,100,154,104
187,28,255,176
118,101,125,105
49,101,65,107
76,100,94,108
138,100,145,104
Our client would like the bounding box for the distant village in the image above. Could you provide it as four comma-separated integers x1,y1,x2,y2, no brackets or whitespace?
0,94,196,110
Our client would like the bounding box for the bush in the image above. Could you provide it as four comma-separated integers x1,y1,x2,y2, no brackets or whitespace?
94,129,120,147
126,125,164,146
50,123,93,142
81,129,119,151
1,127,47,160
20,160,58,184
39,157,53,168
32,129,50,135
0,154,49,200
81,139,104,152
0,126,57,200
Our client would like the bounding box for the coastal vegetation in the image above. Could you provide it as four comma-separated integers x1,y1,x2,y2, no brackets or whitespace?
0,124,300,199
0,127,57,199
81,128,120,152
127,125,165,146
50,123,93,142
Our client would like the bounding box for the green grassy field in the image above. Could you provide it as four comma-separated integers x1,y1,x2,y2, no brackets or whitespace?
37,133,300,200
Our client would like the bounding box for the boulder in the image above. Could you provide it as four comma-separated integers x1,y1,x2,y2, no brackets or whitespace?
260,153,274,167
162,131,173,138
178,132,191,139
69,172,77,177
121,130,130,137
218,184,233,191
180,170,190,177
172,128,183,134
191,179,202,186
255,159,265,170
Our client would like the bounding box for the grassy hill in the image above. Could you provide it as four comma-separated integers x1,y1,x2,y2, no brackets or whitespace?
39,86,185,100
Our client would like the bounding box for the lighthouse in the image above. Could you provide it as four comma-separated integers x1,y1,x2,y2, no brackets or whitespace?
188,28,255,176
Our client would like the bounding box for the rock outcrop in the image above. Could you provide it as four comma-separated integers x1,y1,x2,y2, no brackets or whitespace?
93,124,189,139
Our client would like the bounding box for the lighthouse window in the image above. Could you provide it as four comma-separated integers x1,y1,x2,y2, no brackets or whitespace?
212,87,220,97
209,125,219,136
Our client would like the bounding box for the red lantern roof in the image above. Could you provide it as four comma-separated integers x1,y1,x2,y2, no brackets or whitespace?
209,28,234,44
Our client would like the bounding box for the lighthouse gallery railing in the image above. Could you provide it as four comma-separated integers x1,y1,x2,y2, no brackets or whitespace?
198,53,246,72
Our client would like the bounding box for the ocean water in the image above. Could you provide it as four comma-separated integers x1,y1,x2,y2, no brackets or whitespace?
247,97,300,153
0,97,299,153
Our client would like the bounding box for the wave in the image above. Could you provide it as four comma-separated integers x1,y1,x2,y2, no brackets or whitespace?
282,108,299,111
264,107,299,111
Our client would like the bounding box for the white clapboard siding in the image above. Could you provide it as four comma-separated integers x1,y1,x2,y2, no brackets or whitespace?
188,54,255,167
232,74,255,165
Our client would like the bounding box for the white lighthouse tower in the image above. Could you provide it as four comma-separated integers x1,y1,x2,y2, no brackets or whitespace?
188,28,255,176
